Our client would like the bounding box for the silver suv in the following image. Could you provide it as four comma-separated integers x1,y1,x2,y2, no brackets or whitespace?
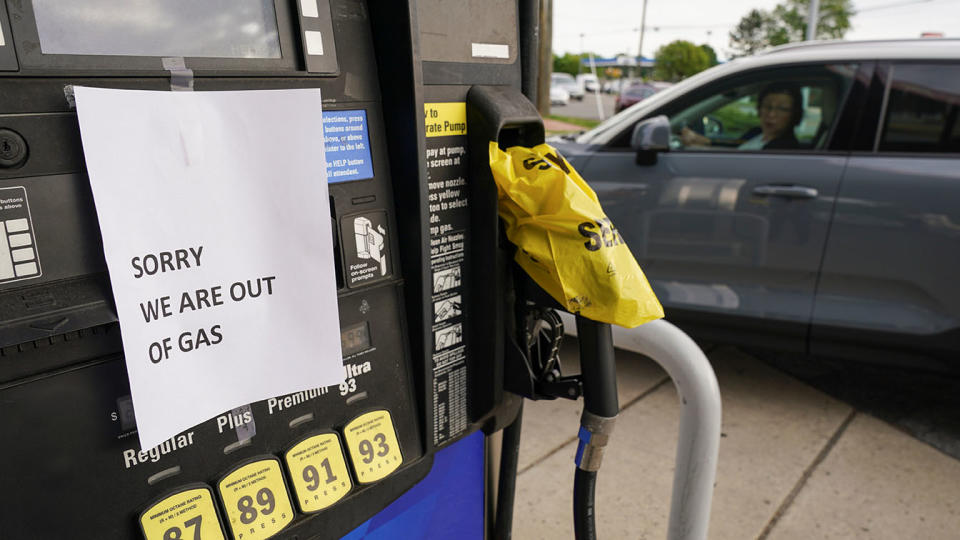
552,39,960,371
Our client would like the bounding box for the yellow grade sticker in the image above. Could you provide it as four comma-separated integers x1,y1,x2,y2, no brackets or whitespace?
217,459,294,540
424,102,467,137
140,486,225,540
284,433,353,513
343,410,403,484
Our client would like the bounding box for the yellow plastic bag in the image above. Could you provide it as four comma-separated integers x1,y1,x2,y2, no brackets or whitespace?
489,142,664,328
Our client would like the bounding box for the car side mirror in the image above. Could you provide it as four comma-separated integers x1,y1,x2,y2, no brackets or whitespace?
630,115,670,165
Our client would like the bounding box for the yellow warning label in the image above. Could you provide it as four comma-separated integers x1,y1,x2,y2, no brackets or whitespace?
217,459,294,540
140,487,225,540
424,102,467,137
284,433,353,513
343,410,403,484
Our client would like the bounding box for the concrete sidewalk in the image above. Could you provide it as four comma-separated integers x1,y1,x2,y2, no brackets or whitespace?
513,341,960,539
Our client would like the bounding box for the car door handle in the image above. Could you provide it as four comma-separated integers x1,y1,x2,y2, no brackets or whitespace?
752,185,819,199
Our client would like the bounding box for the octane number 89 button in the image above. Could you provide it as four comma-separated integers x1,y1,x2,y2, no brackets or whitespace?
284,432,353,513
217,457,294,540
139,485,225,540
343,410,402,484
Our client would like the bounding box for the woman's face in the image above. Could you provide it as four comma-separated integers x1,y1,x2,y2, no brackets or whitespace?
758,92,794,140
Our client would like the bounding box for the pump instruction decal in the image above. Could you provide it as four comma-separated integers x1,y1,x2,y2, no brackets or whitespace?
73,87,345,452
0,186,41,284
343,211,391,287
425,102,470,445
323,109,374,182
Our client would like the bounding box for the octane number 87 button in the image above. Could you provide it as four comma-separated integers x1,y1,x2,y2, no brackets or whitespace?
343,410,402,484
140,485,225,540
217,457,294,540
284,432,353,513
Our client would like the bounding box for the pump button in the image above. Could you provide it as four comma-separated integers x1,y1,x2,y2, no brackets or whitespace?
343,410,402,484
217,457,294,540
139,485,225,540
284,433,352,513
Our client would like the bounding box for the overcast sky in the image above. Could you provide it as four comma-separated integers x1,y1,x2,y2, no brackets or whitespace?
553,0,960,61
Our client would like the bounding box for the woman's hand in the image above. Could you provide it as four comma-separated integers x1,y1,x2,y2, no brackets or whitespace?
680,126,711,147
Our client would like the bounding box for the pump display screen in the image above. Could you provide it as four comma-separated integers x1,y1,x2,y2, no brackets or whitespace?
341,322,372,356
32,0,282,58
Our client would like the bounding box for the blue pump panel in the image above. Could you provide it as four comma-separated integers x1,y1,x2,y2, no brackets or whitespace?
343,430,485,539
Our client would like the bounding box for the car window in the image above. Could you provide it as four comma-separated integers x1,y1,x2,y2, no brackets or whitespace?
666,65,856,152
877,64,960,153
602,64,857,151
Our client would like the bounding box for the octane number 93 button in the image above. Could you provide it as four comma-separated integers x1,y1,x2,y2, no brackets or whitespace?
284,433,353,513
343,410,402,484
217,458,294,540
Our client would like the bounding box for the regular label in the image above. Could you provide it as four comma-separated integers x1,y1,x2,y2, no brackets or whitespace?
217,459,294,540
284,433,352,513
140,486,225,540
0,186,41,284
343,410,402,484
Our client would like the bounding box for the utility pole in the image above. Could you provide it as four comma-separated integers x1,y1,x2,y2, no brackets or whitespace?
537,0,552,117
637,0,648,78
579,33,585,73
806,0,820,41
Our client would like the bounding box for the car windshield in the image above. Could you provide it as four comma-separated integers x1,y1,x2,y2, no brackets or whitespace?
552,73,575,84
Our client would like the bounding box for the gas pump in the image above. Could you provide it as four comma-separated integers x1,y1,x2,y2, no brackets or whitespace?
0,1,718,539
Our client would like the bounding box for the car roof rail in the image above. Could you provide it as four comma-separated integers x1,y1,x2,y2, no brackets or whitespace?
761,37,960,56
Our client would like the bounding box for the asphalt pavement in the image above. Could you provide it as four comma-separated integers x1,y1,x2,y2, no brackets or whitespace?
512,339,960,539
551,93,618,120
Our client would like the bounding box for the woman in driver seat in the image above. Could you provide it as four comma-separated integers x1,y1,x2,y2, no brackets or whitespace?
681,83,803,150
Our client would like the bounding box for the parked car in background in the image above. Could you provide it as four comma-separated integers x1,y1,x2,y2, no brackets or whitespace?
614,82,659,112
551,72,584,101
549,85,570,106
577,73,600,93
551,39,960,372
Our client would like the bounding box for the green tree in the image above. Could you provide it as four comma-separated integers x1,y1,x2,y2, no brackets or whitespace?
700,44,719,66
653,40,710,82
729,0,855,58
729,9,774,57
553,53,584,76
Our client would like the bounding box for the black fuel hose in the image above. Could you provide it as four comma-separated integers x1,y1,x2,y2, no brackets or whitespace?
573,468,599,539
495,401,524,540
572,316,618,540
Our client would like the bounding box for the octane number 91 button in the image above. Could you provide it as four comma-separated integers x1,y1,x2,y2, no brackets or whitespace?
284,432,353,513
217,457,294,540
343,410,402,484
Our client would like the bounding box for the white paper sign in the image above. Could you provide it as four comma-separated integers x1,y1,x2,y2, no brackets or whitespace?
74,87,344,451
